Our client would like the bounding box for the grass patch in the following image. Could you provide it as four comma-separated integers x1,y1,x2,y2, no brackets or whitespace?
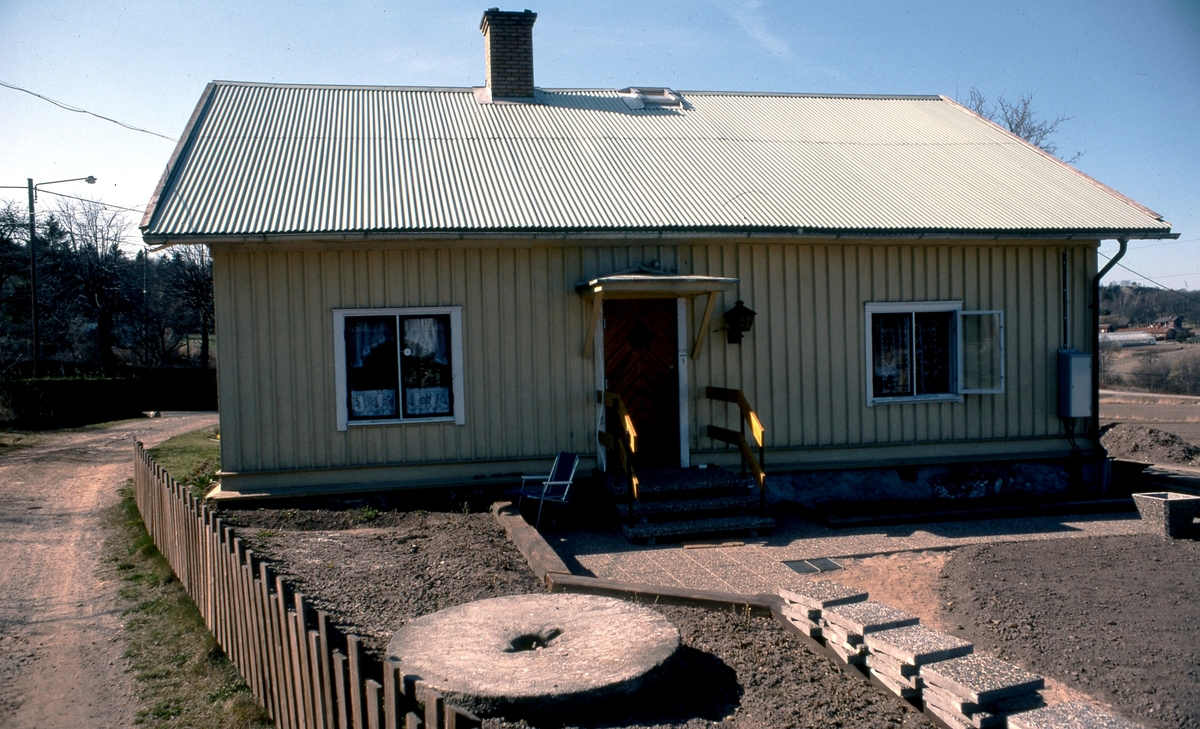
146,426,221,498
105,484,270,728
351,505,380,524
106,422,268,727
0,431,42,449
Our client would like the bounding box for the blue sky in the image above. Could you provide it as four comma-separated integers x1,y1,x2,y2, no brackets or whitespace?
1,0,1196,285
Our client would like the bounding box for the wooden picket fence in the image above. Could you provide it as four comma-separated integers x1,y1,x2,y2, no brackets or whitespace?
132,442,481,729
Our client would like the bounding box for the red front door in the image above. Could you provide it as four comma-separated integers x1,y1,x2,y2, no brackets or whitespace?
603,299,680,470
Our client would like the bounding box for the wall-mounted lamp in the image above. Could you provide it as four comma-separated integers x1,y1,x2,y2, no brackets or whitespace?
724,300,756,344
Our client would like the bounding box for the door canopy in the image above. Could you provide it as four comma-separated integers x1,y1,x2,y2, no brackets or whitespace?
576,264,738,359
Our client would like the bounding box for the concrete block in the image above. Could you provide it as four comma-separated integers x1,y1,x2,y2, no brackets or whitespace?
923,684,1044,716
921,654,1044,705
823,600,920,635
865,624,974,665
779,604,822,638
778,581,868,611
1008,701,1143,729
865,651,919,679
870,667,921,699
924,700,977,729
924,693,1003,729
821,622,862,647
1133,491,1200,538
825,638,867,665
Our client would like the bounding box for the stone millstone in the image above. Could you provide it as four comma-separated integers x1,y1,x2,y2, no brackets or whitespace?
387,594,680,718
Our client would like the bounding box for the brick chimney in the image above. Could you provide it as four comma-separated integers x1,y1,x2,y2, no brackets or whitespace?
480,8,537,100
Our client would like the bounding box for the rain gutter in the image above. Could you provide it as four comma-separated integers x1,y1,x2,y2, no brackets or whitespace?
1092,236,1128,443
143,228,1179,251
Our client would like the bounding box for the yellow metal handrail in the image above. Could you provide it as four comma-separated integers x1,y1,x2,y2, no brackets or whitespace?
705,387,766,496
598,390,640,502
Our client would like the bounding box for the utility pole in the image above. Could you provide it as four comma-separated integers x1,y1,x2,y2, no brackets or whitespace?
27,179,39,378
2,176,96,377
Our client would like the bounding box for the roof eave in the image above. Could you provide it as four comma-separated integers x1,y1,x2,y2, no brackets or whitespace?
142,226,1178,250
139,82,217,233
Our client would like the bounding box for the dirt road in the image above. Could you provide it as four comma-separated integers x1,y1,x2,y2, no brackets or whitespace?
0,412,218,729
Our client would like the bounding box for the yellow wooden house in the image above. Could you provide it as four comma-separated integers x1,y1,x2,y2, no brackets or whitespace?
141,9,1175,508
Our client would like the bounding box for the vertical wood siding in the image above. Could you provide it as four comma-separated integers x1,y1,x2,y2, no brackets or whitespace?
213,240,1095,475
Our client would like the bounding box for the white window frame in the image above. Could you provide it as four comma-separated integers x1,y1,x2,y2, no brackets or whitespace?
333,306,465,431
864,301,1004,406
958,309,1005,395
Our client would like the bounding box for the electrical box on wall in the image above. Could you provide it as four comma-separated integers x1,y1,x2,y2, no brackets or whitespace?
1058,350,1092,418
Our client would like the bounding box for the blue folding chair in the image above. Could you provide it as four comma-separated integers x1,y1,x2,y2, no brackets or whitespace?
516,452,580,528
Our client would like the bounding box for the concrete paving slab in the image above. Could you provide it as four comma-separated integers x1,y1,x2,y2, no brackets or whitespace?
925,698,978,729
870,667,922,699
825,638,867,664
924,694,1003,729
823,600,920,635
922,684,1045,716
550,511,1149,599
779,604,823,637
778,580,869,610
921,653,1044,705
1007,701,1143,729
865,651,919,678
822,622,864,646
865,624,974,665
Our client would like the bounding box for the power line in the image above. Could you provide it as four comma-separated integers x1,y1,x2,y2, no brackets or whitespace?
30,188,145,214
1140,271,1200,280
1098,251,1200,307
1104,237,1200,251
0,79,176,142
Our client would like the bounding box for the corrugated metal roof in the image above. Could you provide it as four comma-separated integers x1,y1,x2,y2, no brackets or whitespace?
141,82,1172,240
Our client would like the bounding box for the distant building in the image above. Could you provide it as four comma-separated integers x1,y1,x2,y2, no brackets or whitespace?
1099,331,1157,347
1127,315,1188,340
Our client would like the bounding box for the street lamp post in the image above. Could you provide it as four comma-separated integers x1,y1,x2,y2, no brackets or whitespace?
23,176,96,377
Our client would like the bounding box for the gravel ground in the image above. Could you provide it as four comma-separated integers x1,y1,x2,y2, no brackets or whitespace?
224,503,1200,728
224,507,935,728
222,509,543,658
938,534,1200,729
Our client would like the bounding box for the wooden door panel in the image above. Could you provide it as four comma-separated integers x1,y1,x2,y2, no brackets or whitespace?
604,299,680,469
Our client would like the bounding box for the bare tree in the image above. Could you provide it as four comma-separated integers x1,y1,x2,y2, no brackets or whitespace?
965,87,1083,164
47,199,133,373
0,201,33,373
164,245,214,369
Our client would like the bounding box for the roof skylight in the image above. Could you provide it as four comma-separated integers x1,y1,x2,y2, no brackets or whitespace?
618,87,683,110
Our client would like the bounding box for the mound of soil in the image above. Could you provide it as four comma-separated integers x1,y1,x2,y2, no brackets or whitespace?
938,534,1200,729
225,507,934,728
1101,423,1200,465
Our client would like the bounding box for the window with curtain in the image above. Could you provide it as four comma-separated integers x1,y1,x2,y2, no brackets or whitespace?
865,302,1004,405
334,307,463,428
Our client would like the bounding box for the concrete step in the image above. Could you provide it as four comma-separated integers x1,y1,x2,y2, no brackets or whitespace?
614,493,761,517
631,466,755,495
621,514,776,542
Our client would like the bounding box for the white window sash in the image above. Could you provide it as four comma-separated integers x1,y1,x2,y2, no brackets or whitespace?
864,301,964,407
959,310,1005,394
333,306,465,431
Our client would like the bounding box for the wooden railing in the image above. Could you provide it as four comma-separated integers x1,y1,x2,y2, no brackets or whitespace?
597,390,640,506
132,442,480,729
705,387,766,500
